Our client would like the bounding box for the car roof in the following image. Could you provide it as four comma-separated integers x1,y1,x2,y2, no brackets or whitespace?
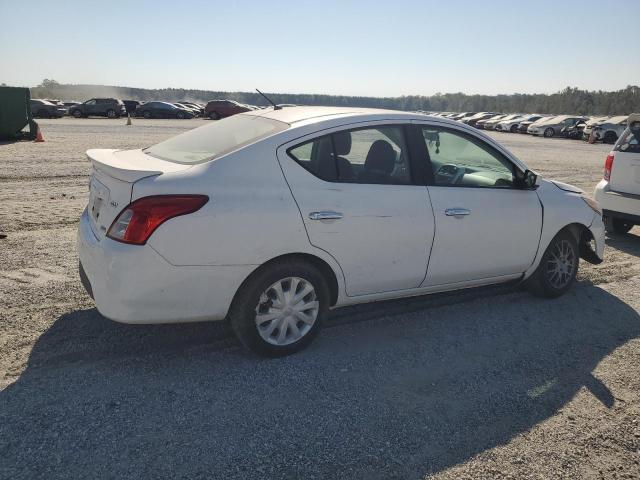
243,106,421,125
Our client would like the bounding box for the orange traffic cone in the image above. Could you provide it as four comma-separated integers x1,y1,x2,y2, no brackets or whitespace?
35,126,45,142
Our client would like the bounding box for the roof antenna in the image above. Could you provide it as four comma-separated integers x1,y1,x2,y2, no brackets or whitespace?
256,89,281,110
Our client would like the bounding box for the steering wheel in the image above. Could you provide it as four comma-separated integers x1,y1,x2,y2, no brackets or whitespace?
435,163,464,185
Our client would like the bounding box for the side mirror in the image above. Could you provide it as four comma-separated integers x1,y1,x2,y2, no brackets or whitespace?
522,169,538,189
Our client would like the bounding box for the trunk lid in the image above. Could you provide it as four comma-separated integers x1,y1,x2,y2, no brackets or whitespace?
86,149,192,239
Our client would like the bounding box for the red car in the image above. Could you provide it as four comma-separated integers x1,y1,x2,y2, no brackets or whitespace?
204,99,256,120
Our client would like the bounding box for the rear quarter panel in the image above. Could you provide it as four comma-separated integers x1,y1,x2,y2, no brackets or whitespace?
135,139,343,276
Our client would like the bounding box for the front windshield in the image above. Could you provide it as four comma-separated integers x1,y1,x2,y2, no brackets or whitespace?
145,114,288,164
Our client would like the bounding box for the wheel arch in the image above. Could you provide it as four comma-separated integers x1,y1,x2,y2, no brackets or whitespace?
233,252,340,308
556,222,600,264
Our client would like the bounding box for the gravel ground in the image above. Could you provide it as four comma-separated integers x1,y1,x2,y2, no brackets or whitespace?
1,118,639,479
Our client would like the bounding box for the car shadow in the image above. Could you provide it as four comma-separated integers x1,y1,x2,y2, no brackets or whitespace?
606,229,640,257
1,282,639,479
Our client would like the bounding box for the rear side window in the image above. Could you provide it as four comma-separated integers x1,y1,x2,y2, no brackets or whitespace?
288,126,412,185
145,114,288,164
614,126,640,154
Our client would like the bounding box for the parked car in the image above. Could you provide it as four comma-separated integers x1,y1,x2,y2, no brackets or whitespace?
561,120,587,139
517,116,552,134
62,101,80,114
204,99,253,120
583,115,628,144
69,98,126,118
496,115,543,133
78,107,604,356
123,100,142,116
594,113,640,234
483,114,521,131
173,103,201,116
134,101,195,119
528,116,587,137
462,112,500,128
30,99,66,118
179,102,204,114
475,114,507,130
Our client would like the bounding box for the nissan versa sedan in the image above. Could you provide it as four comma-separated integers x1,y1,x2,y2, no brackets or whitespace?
78,107,605,356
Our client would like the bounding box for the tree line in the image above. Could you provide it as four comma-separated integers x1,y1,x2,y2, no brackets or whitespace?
30,80,639,116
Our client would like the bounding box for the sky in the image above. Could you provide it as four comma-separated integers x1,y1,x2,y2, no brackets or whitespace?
1,0,638,97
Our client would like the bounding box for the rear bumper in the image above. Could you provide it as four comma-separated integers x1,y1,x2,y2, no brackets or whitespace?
594,180,640,219
587,213,606,263
77,208,255,324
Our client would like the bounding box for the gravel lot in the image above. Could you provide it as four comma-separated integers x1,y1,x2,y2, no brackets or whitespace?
1,118,639,479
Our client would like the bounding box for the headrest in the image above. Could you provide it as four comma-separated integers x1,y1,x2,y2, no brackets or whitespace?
364,140,395,174
333,132,352,156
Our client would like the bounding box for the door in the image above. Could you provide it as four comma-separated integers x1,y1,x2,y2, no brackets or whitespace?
278,124,435,297
83,99,97,116
418,125,542,286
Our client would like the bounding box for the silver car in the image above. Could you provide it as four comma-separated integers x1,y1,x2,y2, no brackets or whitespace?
583,115,628,144
528,115,588,137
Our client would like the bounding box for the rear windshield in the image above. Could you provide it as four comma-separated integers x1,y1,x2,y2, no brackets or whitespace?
145,115,288,164
614,126,640,154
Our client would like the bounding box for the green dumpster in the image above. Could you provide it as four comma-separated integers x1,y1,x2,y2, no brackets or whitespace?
0,86,38,140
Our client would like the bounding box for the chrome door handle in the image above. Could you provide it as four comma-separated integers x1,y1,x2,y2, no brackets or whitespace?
309,211,343,220
445,208,471,217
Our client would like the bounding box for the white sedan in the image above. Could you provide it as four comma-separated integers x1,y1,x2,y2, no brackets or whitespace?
78,107,605,356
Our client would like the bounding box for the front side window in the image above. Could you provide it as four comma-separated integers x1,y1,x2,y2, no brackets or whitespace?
85,100,96,105
422,127,515,188
288,126,411,185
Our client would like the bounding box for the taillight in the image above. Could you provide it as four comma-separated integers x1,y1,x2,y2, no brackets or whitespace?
107,195,208,245
603,153,614,181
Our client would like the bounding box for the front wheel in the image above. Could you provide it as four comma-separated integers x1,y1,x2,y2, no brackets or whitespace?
72,109,82,118
526,231,579,298
208,111,220,120
228,260,329,357
510,124,518,133
604,216,633,235
543,127,555,138
142,110,152,119
176,111,185,119
106,109,116,118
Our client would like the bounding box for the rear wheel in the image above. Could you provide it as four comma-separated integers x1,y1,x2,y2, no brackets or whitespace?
176,111,185,119
526,231,579,298
143,110,152,119
209,111,220,120
603,131,618,144
604,216,633,235
228,260,329,357
510,124,518,133
106,109,116,118
72,109,82,118
543,127,555,138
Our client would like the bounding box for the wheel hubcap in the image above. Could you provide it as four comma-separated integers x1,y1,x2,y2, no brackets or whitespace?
254,277,319,346
546,240,576,289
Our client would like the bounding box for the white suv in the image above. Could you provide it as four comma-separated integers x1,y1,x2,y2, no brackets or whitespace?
594,114,640,234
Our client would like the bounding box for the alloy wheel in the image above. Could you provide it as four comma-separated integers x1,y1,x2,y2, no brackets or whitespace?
546,239,576,289
254,277,319,346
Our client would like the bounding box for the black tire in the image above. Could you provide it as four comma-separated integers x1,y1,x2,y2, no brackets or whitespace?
604,216,633,235
176,111,185,119
510,124,518,133
37,109,48,119
526,231,579,298
543,127,555,138
603,131,618,144
208,111,220,120
228,259,329,357
106,109,116,119
142,110,152,119
72,109,82,118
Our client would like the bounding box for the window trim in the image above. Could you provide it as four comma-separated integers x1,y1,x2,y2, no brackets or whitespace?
286,123,420,186
416,124,526,190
